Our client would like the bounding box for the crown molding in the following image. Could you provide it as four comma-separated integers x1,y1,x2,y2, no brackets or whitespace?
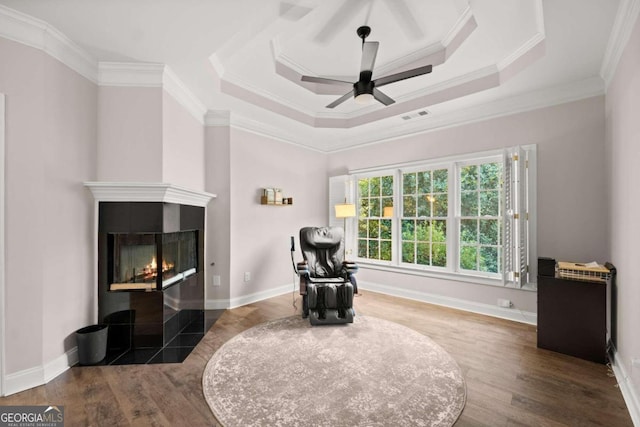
330,76,605,152
162,67,207,124
205,110,231,127
273,5,477,95
84,182,216,207
229,115,326,153
98,62,165,87
213,66,598,153
601,0,640,88
0,4,98,83
99,62,206,124
0,5,208,124
442,5,476,48
497,32,545,73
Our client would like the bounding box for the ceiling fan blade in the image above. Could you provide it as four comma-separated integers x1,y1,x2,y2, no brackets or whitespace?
301,76,353,87
361,41,379,73
373,65,433,88
326,90,355,109
373,88,395,106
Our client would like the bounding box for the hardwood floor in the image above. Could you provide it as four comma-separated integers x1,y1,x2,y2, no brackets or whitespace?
0,291,632,426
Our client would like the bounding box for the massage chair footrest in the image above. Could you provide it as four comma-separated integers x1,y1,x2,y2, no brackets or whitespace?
309,308,354,325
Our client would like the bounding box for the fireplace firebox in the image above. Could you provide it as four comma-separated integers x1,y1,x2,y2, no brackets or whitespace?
109,231,197,291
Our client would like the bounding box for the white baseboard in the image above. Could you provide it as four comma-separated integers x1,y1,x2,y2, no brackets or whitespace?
4,347,77,396
360,280,537,325
610,346,640,426
206,283,295,310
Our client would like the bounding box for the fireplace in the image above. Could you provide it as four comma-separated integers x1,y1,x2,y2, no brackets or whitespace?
96,200,207,364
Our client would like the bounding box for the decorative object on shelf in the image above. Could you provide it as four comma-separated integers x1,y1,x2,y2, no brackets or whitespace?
261,188,292,205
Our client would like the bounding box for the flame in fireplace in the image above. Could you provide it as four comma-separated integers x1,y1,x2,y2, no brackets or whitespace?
141,257,174,281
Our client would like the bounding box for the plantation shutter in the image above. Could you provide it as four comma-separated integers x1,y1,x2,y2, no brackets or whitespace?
503,153,514,283
504,146,530,287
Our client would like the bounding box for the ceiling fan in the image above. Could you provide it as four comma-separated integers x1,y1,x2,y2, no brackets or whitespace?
301,26,433,109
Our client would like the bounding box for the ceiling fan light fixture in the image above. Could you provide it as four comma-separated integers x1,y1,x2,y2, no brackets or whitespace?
355,93,374,105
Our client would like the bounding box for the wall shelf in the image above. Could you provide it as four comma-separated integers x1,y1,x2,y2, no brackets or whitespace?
260,196,293,205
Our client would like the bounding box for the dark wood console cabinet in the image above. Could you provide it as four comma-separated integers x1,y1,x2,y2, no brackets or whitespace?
537,275,610,364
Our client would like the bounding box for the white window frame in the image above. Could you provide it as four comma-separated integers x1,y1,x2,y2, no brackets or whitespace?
335,145,537,289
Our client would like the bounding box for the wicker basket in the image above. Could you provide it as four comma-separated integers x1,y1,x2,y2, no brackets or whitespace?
557,261,611,282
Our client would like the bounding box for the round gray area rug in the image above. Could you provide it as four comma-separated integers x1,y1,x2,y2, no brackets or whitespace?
203,315,466,426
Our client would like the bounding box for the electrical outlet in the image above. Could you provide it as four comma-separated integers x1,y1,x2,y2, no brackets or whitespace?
213,275,221,287
244,272,251,282
497,298,512,308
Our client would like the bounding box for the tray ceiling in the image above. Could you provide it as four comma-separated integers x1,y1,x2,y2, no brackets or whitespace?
0,0,623,151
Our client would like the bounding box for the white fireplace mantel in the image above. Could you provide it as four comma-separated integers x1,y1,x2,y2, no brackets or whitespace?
84,182,216,207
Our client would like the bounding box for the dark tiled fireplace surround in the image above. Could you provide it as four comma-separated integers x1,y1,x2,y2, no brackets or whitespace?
86,183,218,365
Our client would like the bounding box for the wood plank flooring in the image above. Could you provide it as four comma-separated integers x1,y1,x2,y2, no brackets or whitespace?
0,291,632,426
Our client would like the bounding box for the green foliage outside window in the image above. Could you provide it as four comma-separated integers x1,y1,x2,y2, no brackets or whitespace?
459,162,502,274
355,159,504,276
401,168,448,267
358,176,393,261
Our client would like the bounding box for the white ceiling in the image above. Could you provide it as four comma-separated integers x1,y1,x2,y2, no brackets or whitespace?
0,0,622,151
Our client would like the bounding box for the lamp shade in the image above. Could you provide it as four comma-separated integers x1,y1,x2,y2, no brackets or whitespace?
334,203,356,218
383,206,394,218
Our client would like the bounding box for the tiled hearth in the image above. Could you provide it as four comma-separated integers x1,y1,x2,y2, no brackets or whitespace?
101,309,223,365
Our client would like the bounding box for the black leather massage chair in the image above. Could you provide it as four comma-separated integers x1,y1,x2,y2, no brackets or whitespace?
296,226,358,325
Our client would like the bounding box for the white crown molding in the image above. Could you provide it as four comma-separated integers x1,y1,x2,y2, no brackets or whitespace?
98,62,165,87
221,20,544,129
272,4,477,94
0,6,208,124
99,62,207,124
392,65,500,106
230,115,326,153
84,182,216,207
601,0,640,88
212,76,605,154
162,67,207,124
0,4,98,83
331,76,605,152
205,110,231,127
442,5,476,48
497,32,545,73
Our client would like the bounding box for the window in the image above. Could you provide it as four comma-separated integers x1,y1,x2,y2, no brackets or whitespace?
357,175,393,261
401,168,448,268
458,160,502,275
342,146,535,287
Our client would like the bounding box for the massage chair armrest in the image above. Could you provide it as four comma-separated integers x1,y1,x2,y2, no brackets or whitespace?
342,260,358,277
297,260,309,277
298,261,309,295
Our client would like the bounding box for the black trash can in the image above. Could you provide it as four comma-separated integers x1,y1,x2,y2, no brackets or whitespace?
76,324,108,365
